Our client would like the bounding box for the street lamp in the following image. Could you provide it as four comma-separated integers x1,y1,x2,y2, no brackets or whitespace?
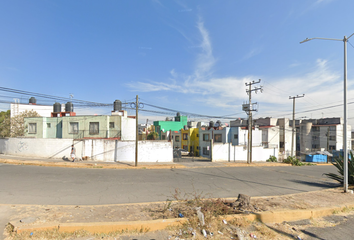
300,33,354,193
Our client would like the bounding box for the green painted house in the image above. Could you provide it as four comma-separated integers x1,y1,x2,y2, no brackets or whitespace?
153,113,187,139
24,111,135,140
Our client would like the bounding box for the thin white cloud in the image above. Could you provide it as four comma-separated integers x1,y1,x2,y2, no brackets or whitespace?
126,16,347,122
243,48,262,60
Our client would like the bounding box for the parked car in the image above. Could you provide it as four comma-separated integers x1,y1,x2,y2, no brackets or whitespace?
175,148,189,156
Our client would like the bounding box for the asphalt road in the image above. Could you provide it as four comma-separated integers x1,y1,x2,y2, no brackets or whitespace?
0,163,338,205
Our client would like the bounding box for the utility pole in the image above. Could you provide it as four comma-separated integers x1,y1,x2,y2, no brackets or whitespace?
135,95,138,167
326,127,330,163
289,94,305,157
243,79,263,164
129,96,144,167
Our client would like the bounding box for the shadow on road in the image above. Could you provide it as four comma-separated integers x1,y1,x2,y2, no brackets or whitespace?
289,179,339,188
300,230,326,240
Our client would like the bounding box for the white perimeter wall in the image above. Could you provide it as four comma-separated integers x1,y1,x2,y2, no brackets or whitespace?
212,143,278,162
82,139,172,162
0,138,173,162
0,138,81,159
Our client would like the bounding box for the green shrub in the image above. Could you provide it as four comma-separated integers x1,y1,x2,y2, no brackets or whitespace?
323,151,354,184
266,155,277,162
284,156,305,166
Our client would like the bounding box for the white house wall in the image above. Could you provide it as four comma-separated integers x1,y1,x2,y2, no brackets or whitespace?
11,103,61,118
121,117,136,140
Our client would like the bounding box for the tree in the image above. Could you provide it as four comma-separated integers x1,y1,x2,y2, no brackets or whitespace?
0,110,11,137
147,132,159,140
0,110,40,137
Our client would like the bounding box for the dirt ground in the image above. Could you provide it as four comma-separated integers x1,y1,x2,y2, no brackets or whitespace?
3,187,354,239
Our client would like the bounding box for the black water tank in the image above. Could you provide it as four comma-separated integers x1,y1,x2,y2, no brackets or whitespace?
65,102,74,112
114,100,122,111
177,112,181,117
29,97,36,104
53,102,61,113
209,121,214,127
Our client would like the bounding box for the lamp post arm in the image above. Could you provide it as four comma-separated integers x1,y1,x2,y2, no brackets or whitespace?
348,33,354,40
300,37,342,44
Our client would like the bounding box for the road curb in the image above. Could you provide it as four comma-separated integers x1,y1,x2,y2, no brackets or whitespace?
0,158,292,170
0,159,187,170
12,203,354,234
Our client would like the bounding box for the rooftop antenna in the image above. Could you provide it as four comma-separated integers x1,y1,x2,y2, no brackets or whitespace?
69,94,74,101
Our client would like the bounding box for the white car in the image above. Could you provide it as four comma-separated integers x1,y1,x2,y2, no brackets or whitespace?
178,149,189,156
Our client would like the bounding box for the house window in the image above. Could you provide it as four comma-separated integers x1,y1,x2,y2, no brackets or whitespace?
183,133,188,140
234,134,238,139
28,123,37,134
109,122,114,128
203,147,210,155
162,135,166,140
175,136,180,142
183,145,188,150
329,145,336,150
329,126,336,131
203,134,210,141
329,136,336,141
69,122,79,134
89,122,99,135
312,144,318,149
214,134,222,142
312,126,320,132
47,123,51,128
197,134,199,137
196,146,200,150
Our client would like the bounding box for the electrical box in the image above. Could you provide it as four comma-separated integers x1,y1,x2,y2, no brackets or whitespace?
242,104,250,111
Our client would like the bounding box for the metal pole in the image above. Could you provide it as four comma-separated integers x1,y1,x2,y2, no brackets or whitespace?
291,97,295,156
300,34,353,193
248,84,252,164
343,36,348,192
327,127,329,163
135,95,138,167
289,95,304,157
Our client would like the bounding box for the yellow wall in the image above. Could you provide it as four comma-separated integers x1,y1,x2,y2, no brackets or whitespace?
181,128,199,156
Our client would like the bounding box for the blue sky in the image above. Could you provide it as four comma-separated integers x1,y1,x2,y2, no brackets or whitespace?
1,0,354,125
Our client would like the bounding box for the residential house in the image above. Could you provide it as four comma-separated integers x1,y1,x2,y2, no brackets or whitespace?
171,131,182,149
181,128,199,156
24,110,136,140
294,117,351,156
153,113,187,139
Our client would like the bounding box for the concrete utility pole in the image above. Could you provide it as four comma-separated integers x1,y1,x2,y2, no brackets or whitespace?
135,95,138,167
289,94,305,157
244,80,263,164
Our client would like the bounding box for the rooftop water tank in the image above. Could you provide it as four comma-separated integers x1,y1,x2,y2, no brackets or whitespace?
53,102,61,113
209,121,214,127
65,102,74,112
29,97,36,104
114,100,122,112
